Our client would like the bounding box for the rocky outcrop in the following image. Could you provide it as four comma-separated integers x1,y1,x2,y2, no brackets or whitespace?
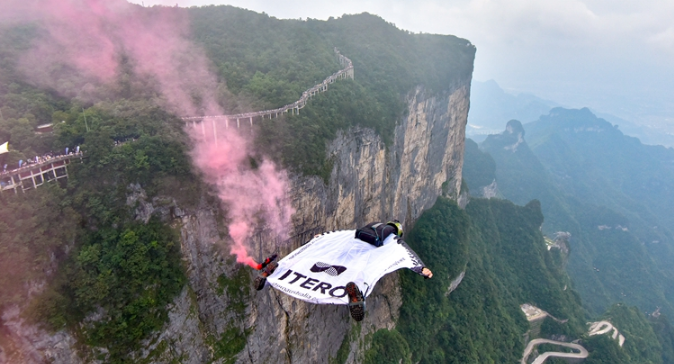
481,180,499,198
0,306,80,364
0,81,471,363
503,119,526,152
446,271,466,297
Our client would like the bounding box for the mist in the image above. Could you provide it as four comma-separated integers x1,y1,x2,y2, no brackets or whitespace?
2,0,293,267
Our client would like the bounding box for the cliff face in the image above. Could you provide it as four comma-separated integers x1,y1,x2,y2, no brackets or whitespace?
233,81,471,364
0,81,470,364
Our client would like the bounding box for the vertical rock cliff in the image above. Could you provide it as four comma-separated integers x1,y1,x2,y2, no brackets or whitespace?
239,81,471,363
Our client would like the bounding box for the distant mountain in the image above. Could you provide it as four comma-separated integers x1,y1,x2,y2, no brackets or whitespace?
468,79,674,147
593,111,674,149
470,108,674,319
462,108,674,363
526,107,674,247
467,80,557,140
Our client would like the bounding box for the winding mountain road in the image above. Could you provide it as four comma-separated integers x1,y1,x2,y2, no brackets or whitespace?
588,320,625,347
521,339,588,364
521,319,626,363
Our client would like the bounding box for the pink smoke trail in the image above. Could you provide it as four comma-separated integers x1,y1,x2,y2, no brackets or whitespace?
189,123,294,267
2,0,294,268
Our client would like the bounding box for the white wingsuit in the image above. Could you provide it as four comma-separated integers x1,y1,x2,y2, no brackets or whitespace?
266,230,427,305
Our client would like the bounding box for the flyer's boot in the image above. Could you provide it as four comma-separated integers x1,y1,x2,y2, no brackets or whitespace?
254,257,278,291
346,282,365,321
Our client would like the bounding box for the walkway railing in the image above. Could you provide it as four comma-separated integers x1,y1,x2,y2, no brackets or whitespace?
0,153,82,194
183,48,354,127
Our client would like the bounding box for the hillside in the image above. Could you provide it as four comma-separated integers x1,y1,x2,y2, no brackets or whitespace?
363,197,588,363
475,114,674,317
464,109,674,362
365,196,671,363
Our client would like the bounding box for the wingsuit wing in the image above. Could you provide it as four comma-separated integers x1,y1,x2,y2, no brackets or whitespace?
266,230,425,305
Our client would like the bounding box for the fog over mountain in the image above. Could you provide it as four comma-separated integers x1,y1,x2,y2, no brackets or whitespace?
468,80,674,147
466,80,558,141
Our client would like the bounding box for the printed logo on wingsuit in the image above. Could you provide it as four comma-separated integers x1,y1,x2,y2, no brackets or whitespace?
310,262,347,276
275,269,348,298
398,240,422,267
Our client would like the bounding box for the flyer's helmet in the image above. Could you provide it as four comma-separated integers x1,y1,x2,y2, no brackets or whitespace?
386,220,403,238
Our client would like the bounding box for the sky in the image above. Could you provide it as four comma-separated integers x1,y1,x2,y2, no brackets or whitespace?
130,0,674,126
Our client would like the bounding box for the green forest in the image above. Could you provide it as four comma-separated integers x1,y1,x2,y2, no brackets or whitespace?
464,111,674,363
361,195,673,363
477,116,674,317
362,197,587,363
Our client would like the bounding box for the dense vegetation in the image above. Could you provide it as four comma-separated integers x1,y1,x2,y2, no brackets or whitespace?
364,197,586,363
0,185,78,310
1,101,192,361
364,194,674,363
583,304,664,363
1,111,191,361
31,219,185,360
462,138,496,192
476,115,674,317
0,23,194,361
465,109,674,362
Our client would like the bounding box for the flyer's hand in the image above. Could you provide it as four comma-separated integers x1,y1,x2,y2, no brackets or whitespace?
422,267,433,279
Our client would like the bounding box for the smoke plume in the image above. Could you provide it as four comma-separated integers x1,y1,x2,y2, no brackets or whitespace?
189,122,293,267
2,0,293,267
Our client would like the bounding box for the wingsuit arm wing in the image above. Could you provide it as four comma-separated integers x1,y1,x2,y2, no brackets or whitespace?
396,238,430,277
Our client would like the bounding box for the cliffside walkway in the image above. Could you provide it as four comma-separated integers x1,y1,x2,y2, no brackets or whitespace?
0,153,82,194
183,48,354,128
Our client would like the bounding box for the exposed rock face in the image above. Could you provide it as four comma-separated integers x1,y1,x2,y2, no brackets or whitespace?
313,84,469,232
241,82,470,363
1,306,80,364
0,81,470,363
503,119,526,152
446,271,466,297
481,180,499,198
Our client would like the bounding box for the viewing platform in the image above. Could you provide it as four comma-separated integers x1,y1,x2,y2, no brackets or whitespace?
0,153,82,194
